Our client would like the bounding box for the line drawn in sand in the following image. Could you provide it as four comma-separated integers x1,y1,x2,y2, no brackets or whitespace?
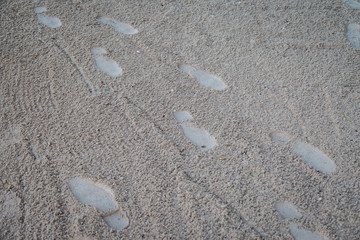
67,177,129,231
98,17,138,35
342,0,360,9
34,7,62,28
346,23,360,50
91,48,122,77
175,111,217,151
179,64,227,91
270,131,336,174
52,43,95,96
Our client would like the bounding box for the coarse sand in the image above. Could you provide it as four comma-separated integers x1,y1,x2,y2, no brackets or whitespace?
1,0,359,239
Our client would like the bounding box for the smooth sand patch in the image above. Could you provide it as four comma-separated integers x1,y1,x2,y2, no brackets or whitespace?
179,64,227,91
98,17,138,35
91,48,122,77
342,0,360,9
276,202,301,219
37,15,62,28
288,223,328,240
67,177,118,213
174,111,193,123
346,23,360,50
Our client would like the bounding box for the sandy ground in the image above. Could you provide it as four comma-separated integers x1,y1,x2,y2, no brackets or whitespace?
1,0,359,239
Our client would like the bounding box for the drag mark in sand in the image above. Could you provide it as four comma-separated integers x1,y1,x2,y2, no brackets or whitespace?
270,131,336,174
346,23,360,50
34,7,62,28
175,111,217,151
288,223,328,240
67,177,129,231
53,43,95,95
91,48,122,77
98,17,138,34
276,202,301,219
342,0,360,9
179,65,227,91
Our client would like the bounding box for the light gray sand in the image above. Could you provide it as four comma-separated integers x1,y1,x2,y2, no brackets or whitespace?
91,47,123,77
276,202,302,219
1,0,359,239
98,17,139,35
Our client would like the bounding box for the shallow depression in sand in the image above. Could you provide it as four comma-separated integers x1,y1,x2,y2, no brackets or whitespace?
103,211,130,231
37,15,62,28
91,47,108,55
67,177,118,213
291,141,336,174
346,23,360,50
68,177,129,230
276,202,301,219
174,111,193,123
180,122,217,151
342,0,360,9
98,17,138,34
288,223,328,240
91,48,122,77
179,65,227,91
270,131,291,146
34,7,47,14
270,132,336,174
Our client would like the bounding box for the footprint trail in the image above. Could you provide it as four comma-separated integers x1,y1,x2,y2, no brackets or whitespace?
34,7,62,28
98,17,138,35
270,131,336,174
346,23,360,50
175,111,217,151
179,65,227,91
91,48,122,77
67,177,129,231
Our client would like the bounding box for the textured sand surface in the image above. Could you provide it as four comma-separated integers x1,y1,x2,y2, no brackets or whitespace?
1,0,359,239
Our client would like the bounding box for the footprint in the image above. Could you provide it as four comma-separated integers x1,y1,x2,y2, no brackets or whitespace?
346,23,360,50
34,7,62,28
0,191,21,219
175,111,217,151
276,202,328,239
67,177,129,231
270,131,292,147
91,48,122,77
276,202,302,219
288,223,328,240
342,0,360,9
34,7,47,14
1,125,21,147
174,111,193,122
270,131,336,174
98,17,138,35
179,65,227,91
